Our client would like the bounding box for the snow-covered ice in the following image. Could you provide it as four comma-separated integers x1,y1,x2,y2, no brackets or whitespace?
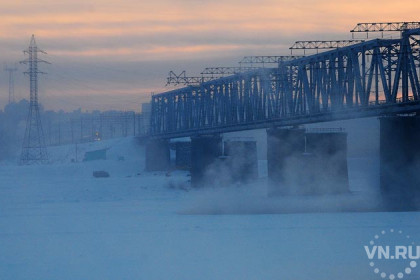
0,137,419,280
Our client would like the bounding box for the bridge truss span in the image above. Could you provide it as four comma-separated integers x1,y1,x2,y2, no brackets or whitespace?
150,28,420,138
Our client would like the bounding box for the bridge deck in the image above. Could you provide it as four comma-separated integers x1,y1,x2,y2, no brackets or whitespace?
151,99,420,139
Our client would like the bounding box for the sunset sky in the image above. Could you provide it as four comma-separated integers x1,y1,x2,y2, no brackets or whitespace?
0,0,418,112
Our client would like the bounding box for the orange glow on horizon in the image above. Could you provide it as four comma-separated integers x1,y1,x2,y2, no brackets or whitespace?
1,0,418,49
1,0,419,111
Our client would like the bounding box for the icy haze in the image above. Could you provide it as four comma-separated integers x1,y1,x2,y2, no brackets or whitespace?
0,137,419,280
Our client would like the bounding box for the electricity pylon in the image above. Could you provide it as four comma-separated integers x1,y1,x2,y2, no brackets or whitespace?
19,35,50,165
4,64,17,104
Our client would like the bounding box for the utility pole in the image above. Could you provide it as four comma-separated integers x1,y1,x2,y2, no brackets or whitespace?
4,65,18,104
19,35,50,165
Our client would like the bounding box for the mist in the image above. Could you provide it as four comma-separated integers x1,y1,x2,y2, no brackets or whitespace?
0,99,149,162
179,118,384,215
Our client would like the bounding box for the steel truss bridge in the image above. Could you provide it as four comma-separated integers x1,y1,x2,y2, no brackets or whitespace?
150,27,420,139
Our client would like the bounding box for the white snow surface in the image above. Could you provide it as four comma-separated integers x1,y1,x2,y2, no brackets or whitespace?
0,137,419,280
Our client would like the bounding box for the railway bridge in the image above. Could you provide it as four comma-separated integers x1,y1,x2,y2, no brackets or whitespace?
145,23,420,210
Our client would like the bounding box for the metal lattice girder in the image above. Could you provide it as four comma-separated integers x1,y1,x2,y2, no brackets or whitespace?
281,29,420,109
239,56,303,65
150,28,420,138
200,67,260,76
290,40,365,50
351,22,420,33
166,71,213,86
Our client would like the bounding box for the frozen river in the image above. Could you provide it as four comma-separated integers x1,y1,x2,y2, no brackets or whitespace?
0,137,419,280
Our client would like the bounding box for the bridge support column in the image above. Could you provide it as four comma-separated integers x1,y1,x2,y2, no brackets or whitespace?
145,139,170,171
175,141,191,170
267,128,349,195
380,116,420,211
224,140,258,183
190,135,222,187
267,128,305,194
305,131,349,194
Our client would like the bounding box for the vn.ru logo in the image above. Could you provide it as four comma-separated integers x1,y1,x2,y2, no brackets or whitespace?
364,229,419,279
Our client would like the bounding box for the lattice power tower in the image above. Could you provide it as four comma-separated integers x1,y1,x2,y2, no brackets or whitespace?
4,65,17,104
20,35,49,164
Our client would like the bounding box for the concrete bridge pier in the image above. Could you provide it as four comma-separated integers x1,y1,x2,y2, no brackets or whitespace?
380,116,420,211
267,127,349,195
224,139,258,183
174,141,191,170
145,139,170,171
190,135,222,187
305,131,349,194
267,127,305,194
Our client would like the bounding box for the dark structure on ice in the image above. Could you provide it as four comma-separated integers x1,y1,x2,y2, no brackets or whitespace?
267,128,349,195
